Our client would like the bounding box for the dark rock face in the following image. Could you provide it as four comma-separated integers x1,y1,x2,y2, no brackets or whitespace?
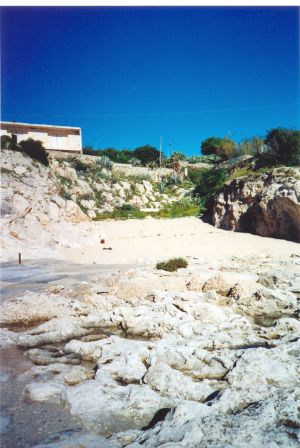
211,168,300,243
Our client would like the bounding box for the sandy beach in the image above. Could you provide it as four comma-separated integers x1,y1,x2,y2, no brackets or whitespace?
60,217,300,265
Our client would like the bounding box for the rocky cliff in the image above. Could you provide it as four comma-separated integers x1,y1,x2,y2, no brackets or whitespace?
212,167,300,242
0,150,189,261
1,150,93,260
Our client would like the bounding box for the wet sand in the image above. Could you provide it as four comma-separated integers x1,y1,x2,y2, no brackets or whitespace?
0,259,136,300
0,346,83,448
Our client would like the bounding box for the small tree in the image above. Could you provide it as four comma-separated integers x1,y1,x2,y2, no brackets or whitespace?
134,145,160,166
201,137,223,157
201,137,236,161
220,138,237,160
19,139,49,166
265,128,300,166
239,137,265,157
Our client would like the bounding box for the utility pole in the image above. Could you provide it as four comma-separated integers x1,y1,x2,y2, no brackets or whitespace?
159,136,163,167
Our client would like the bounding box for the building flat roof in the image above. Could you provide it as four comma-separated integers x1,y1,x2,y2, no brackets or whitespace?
0,121,81,131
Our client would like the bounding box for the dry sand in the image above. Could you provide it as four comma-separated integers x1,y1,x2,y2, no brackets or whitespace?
60,217,300,264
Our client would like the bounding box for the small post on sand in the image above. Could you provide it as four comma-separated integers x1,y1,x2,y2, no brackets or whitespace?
18,252,22,264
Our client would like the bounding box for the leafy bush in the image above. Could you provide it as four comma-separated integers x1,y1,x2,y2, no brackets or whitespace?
176,196,199,207
187,167,206,185
265,128,300,166
19,139,49,166
156,257,188,272
166,173,181,185
151,201,200,219
186,154,221,164
238,137,265,156
201,137,237,161
82,146,96,155
134,145,160,166
1,135,20,151
193,168,227,204
83,146,136,163
1,136,49,166
120,203,135,211
98,155,113,170
84,145,162,166
95,206,147,220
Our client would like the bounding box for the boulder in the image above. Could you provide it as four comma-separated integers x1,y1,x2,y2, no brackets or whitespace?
80,199,96,210
65,200,89,223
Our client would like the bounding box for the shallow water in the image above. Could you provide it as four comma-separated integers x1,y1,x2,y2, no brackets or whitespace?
0,258,136,299
0,259,138,447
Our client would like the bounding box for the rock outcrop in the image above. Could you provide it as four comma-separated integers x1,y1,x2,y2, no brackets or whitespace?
212,168,300,242
1,255,299,446
0,150,191,260
0,150,94,260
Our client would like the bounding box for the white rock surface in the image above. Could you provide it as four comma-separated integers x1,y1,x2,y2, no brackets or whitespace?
0,254,299,445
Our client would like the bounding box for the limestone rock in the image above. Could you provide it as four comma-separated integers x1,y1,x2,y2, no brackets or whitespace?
211,167,300,242
62,379,172,435
65,200,89,223
23,382,65,402
202,274,232,296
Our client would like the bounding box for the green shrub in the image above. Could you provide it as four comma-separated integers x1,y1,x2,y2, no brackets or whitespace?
57,175,72,187
201,137,237,161
152,201,200,219
226,168,254,181
1,135,20,151
264,128,300,166
193,168,227,204
187,167,206,185
18,139,49,166
97,155,113,170
238,137,265,156
186,155,221,164
94,206,147,220
134,145,160,166
82,146,96,155
156,257,188,272
127,173,152,182
120,203,134,211
166,173,181,185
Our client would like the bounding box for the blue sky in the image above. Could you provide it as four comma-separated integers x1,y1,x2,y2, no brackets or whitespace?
1,6,299,155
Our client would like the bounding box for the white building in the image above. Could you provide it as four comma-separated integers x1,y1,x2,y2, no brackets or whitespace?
0,121,82,154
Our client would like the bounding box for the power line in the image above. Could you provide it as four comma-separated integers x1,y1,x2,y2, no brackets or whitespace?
2,102,300,119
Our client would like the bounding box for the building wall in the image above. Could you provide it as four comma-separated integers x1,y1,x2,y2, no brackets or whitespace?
0,124,82,153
